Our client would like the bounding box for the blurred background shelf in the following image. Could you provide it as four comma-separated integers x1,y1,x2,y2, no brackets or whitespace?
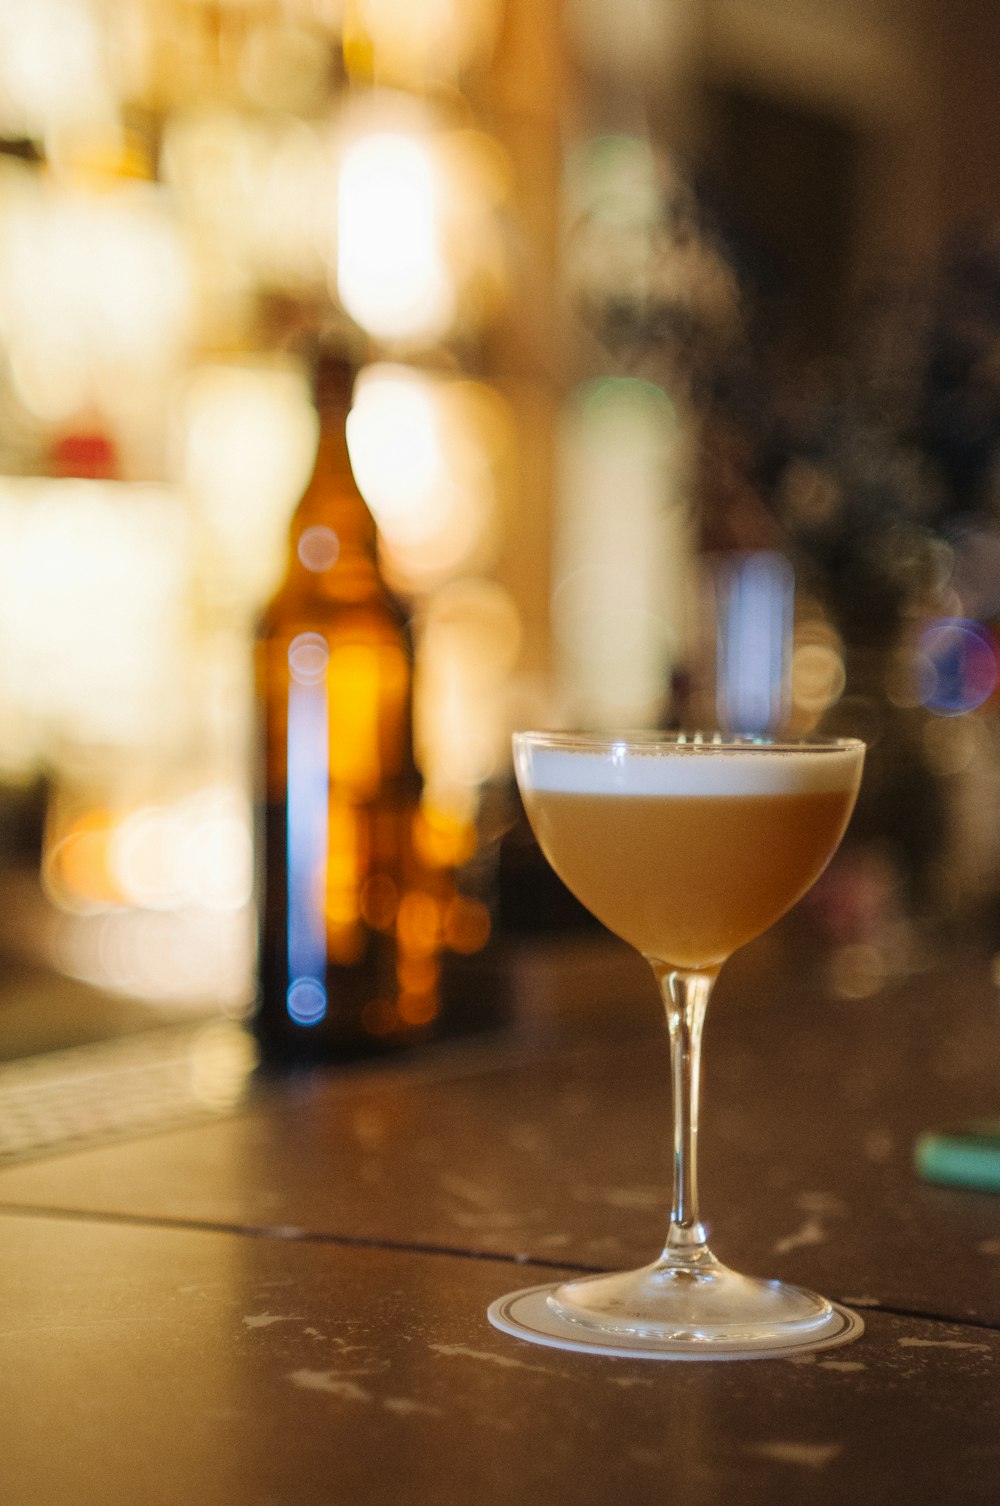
0,0,998,1076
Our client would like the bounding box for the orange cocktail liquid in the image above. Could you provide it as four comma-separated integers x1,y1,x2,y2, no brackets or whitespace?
522,786,855,970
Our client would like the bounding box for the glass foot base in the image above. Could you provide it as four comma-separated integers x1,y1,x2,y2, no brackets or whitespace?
488,1266,864,1361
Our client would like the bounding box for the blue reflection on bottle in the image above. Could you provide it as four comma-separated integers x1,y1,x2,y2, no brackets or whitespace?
286,633,329,1026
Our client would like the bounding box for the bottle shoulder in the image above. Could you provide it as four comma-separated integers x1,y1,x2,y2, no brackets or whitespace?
261,568,409,631
258,603,412,658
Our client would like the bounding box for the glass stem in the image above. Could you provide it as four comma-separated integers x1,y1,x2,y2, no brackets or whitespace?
652,964,717,1268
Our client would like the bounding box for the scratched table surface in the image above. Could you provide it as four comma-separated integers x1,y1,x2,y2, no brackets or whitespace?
1,937,1000,1504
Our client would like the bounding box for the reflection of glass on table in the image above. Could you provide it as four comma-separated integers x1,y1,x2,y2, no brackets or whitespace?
489,730,865,1360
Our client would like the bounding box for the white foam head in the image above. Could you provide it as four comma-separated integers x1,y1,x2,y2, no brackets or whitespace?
514,736,864,798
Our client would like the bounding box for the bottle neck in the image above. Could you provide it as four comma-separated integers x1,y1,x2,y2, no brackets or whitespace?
310,418,354,484
284,413,382,596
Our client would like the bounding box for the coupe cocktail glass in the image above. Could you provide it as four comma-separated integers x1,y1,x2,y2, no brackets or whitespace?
488,731,865,1360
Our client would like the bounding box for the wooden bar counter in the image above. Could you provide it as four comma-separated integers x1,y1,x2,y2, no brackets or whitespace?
0,936,998,1504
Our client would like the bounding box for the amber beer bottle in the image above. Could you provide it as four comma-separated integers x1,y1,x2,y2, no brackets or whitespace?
254,349,438,1061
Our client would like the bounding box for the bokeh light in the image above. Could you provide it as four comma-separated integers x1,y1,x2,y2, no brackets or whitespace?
0,0,114,142
336,128,455,344
177,360,319,611
45,784,253,918
415,577,521,818
332,92,509,348
161,109,330,297
0,479,189,765
0,175,192,435
342,0,502,86
553,375,689,726
789,613,846,732
916,618,998,717
348,363,508,590
715,551,794,736
53,905,254,1011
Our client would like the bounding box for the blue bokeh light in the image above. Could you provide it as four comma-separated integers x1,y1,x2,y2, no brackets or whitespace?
917,617,998,717
287,977,327,1026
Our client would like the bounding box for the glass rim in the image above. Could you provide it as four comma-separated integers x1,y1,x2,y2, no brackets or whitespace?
512,730,865,755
